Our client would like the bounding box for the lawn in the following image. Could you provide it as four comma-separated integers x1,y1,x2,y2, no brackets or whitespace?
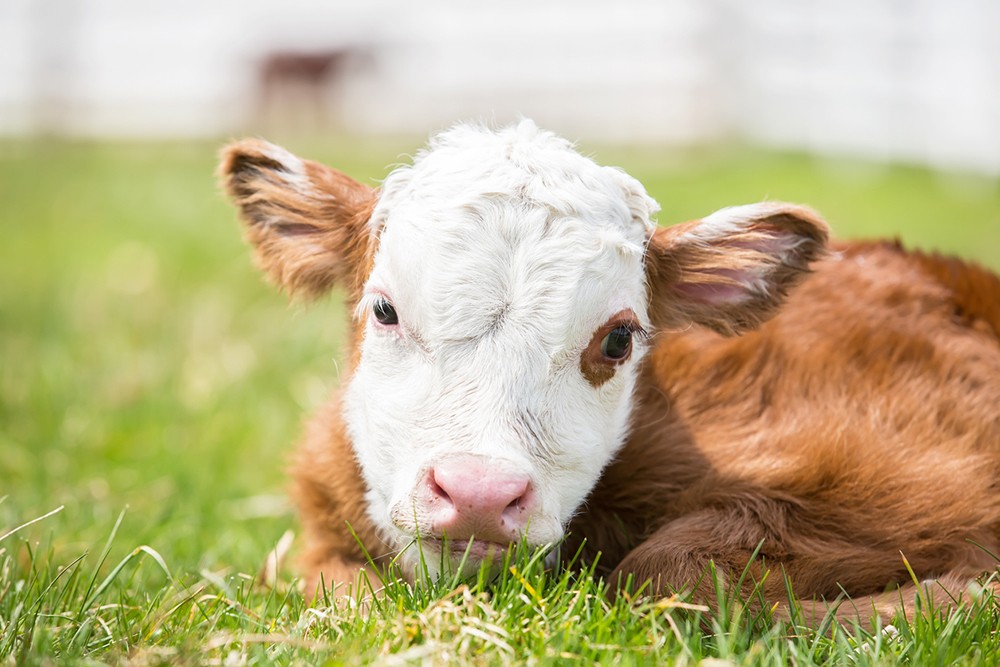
1,135,999,665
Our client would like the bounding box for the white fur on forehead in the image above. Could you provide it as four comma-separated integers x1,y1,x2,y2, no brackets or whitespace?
379,204,648,346
370,120,660,238
365,121,658,344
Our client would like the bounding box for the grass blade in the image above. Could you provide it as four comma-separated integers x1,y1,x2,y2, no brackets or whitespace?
0,506,64,543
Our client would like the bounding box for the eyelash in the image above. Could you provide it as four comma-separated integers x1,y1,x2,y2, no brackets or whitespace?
617,321,649,340
357,293,389,319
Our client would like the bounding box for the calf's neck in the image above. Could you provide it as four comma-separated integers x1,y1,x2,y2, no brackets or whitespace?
220,121,1000,624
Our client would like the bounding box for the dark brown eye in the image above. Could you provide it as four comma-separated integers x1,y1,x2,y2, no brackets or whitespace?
373,298,398,325
580,309,644,388
600,326,632,360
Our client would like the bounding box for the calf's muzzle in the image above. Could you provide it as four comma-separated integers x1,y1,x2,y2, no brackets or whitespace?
413,454,535,546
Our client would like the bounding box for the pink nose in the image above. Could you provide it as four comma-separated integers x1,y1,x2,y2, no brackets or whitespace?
420,455,534,544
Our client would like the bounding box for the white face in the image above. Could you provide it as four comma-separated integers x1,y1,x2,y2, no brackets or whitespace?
342,122,660,576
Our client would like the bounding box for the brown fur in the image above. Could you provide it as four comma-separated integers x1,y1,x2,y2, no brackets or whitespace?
569,242,1000,622
291,398,382,597
218,139,377,304
220,143,1000,625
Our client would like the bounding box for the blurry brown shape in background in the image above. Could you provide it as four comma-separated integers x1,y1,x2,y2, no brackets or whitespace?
256,49,359,134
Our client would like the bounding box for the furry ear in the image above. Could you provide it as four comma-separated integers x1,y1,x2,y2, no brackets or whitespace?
219,139,377,299
645,202,829,336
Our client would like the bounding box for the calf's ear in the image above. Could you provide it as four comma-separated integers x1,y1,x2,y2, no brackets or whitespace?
219,139,377,299
645,202,829,336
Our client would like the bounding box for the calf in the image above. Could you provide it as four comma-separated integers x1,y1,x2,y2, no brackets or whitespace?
220,121,1000,624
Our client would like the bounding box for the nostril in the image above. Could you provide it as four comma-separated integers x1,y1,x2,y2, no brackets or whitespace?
428,470,453,505
501,483,534,522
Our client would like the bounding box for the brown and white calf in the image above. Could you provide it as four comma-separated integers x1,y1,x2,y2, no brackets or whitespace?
220,121,1000,623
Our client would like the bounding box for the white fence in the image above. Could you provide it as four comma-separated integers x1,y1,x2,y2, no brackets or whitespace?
1,0,998,173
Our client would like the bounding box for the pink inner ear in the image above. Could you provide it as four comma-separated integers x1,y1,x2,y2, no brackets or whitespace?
672,280,750,306
672,267,755,306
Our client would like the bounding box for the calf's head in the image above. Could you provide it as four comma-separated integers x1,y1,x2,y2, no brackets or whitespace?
220,121,828,577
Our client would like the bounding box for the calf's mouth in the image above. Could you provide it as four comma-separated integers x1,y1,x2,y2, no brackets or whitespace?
418,537,511,562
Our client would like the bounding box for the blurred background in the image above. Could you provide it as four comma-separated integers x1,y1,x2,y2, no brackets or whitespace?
3,0,1000,172
1,1,998,576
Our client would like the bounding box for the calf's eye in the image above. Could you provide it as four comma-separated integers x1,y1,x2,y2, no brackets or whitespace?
600,326,632,360
373,298,399,325
580,310,643,388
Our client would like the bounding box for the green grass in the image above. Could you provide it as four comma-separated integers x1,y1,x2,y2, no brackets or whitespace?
1,136,999,664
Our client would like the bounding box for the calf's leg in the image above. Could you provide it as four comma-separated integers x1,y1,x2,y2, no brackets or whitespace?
610,503,992,627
